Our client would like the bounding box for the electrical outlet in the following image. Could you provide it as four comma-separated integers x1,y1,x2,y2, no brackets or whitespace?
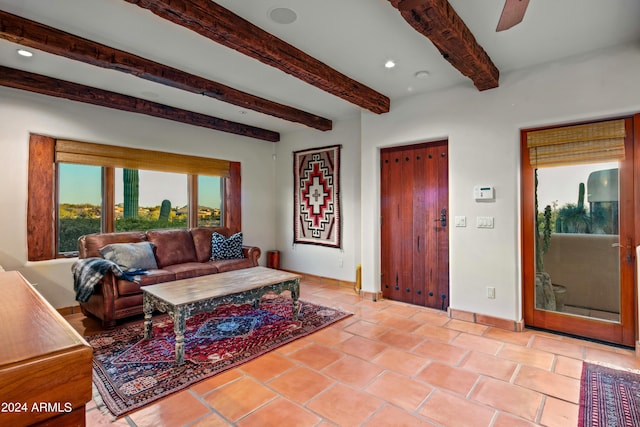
487,286,496,299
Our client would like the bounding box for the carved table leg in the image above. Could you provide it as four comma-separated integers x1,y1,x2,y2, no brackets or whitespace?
143,293,154,339
173,309,186,365
291,279,300,320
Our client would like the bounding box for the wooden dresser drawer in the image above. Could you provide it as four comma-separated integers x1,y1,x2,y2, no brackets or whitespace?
0,271,92,427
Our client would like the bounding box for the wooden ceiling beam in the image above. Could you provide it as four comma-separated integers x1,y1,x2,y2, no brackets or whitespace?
124,0,391,114
0,66,280,142
0,10,330,131
389,0,499,91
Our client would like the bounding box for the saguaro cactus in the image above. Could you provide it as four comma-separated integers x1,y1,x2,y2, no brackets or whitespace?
577,182,585,210
159,199,171,222
123,169,139,218
535,171,544,271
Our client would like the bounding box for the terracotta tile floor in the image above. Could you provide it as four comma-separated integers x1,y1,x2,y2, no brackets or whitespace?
66,278,640,427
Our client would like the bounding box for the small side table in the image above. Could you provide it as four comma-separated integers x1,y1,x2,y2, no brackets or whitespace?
267,250,280,269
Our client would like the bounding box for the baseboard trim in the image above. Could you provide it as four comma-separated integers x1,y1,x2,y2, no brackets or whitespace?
281,270,527,324
449,308,525,332
360,290,384,301
282,269,356,289
280,269,389,301
57,305,82,317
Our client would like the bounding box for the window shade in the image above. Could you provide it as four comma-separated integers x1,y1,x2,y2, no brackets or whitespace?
55,140,231,177
527,119,626,168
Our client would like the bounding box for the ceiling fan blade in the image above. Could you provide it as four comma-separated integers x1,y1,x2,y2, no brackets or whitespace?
496,0,530,32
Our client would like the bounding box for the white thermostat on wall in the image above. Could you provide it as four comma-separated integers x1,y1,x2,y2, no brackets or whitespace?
474,185,495,201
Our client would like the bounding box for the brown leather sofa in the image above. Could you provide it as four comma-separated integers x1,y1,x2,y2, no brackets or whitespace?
77,227,261,328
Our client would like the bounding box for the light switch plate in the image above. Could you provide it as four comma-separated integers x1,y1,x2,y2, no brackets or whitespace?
455,216,466,227
476,216,495,228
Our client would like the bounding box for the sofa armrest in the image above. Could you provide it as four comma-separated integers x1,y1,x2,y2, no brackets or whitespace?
243,246,261,266
78,269,120,328
97,272,119,320
101,271,120,299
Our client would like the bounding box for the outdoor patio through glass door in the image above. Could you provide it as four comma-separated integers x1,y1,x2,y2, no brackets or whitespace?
521,117,636,347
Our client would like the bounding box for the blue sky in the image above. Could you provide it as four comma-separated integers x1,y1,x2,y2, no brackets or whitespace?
59,164,221,208
537,161,618,209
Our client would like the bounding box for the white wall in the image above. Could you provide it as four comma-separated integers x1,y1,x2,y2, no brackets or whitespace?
2,42,639,324
0,87,277,308
361,42,640,322
274,118,361,282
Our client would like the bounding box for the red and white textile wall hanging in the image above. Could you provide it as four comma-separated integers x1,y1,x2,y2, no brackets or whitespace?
293,145,341,248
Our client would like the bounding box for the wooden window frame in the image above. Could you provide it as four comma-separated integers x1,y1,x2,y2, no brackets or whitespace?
27,134,241,261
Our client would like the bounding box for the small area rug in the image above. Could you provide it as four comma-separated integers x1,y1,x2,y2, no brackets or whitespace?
578,362,640,427
88,296,351,417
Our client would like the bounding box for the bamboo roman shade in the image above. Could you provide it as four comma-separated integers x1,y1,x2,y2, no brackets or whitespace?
527,119,626,168
55,140,231,177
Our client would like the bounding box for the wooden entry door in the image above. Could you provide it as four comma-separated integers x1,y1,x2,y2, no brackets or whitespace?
381,141,449,310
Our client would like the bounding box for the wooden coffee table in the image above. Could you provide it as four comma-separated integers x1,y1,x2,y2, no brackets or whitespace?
141,266,301,365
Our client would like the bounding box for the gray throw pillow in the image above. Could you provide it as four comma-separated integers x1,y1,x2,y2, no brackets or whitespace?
99,242,158,271
211,232,244,260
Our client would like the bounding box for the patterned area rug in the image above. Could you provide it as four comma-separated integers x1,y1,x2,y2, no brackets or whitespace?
578,362,640,427
88,297,351,417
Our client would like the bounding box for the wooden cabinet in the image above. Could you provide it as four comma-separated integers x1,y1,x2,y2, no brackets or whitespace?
0,271,93,426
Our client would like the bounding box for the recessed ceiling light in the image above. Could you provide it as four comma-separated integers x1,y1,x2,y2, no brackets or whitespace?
384,60,396,69
269,7,297,24
414,70,430,79
17,49,33,57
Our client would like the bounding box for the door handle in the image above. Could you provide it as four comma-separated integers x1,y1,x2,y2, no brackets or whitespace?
433,208,447,227
612,239,634,263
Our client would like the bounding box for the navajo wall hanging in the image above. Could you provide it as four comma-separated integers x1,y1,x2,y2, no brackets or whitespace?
293,145,341,248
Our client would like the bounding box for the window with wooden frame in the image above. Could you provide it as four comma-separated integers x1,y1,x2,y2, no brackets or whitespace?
27,134,241,260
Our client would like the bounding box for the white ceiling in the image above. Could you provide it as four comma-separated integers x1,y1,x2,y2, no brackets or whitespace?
1,0,639,136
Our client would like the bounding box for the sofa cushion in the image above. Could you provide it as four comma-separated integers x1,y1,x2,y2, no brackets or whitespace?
191,227,232,262
116,269,176,295
164,262,219,280
211,232,244,260
80,231,147,258
146,229,198,268
99,242,158,271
